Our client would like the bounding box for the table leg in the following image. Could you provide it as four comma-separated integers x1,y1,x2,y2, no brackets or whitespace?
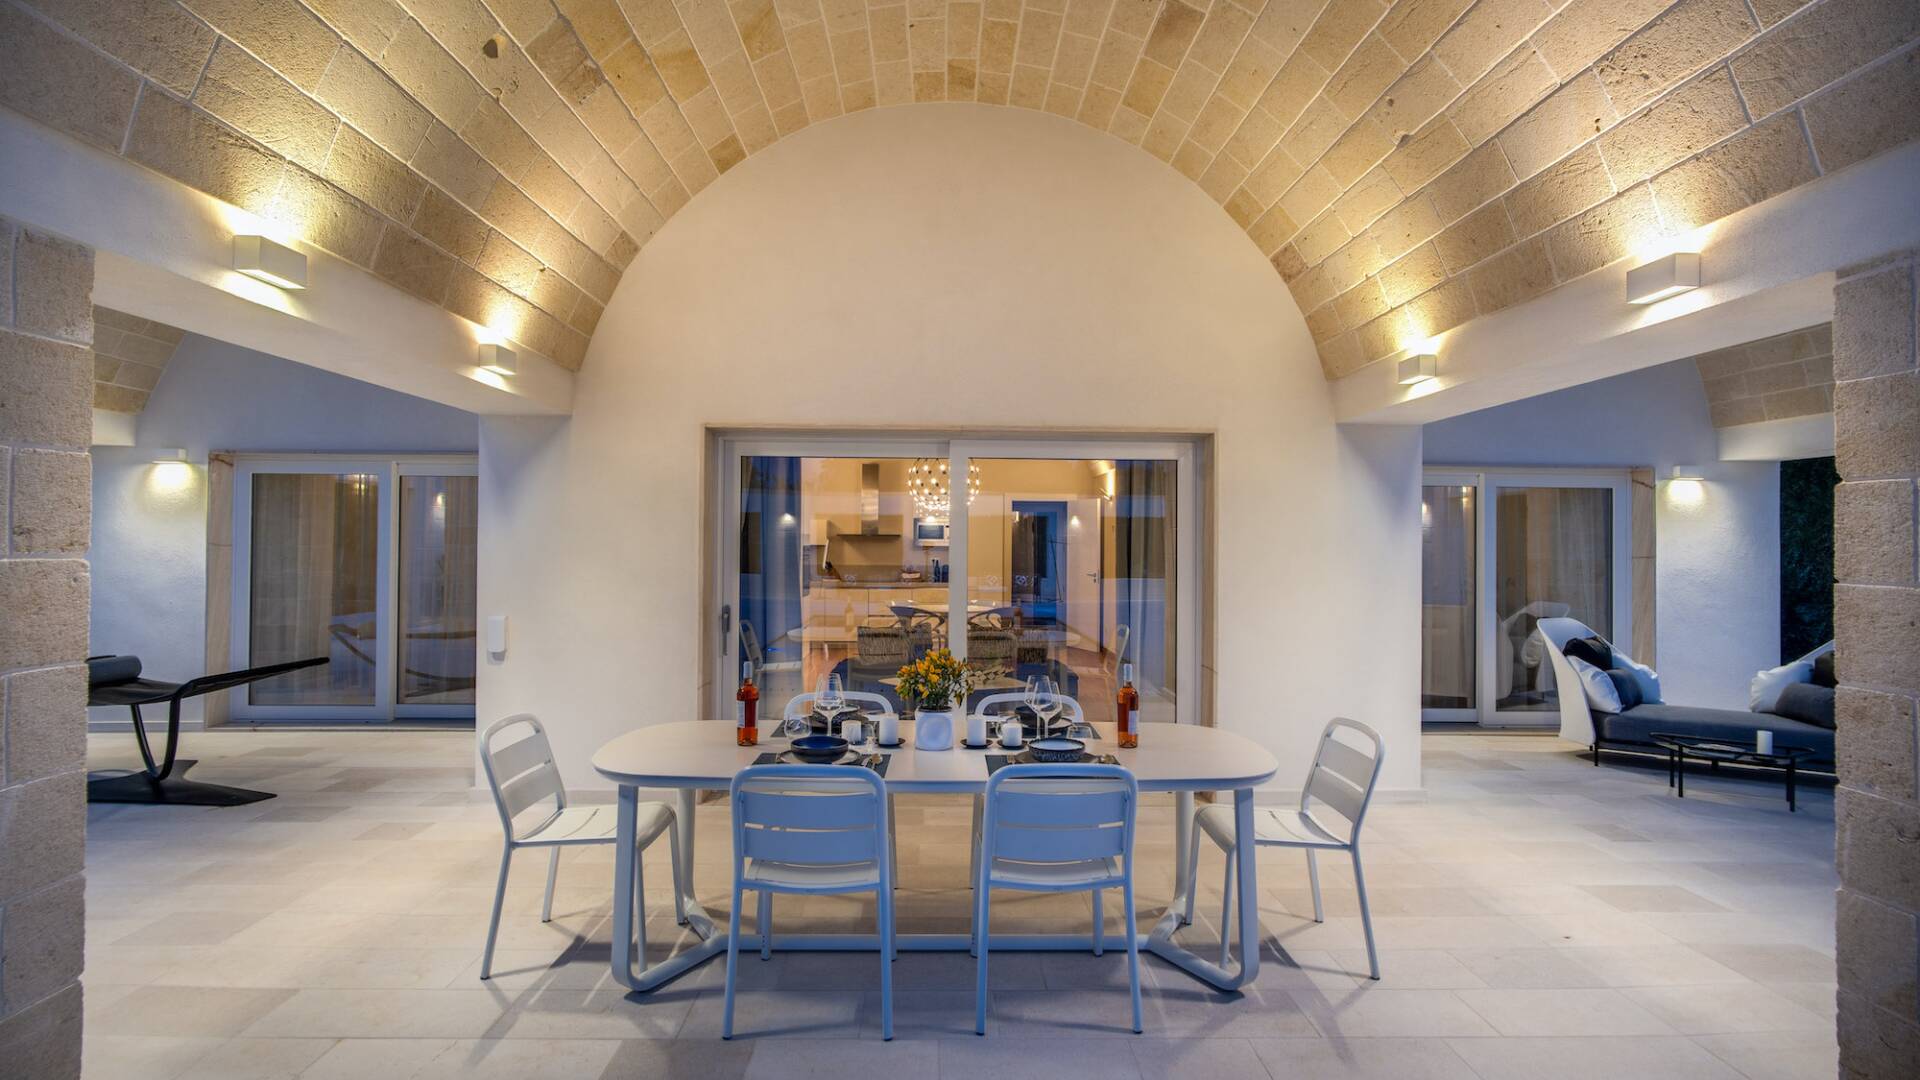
1173,791,1194,903
1676,753,1686,798
1787,761,1797,812
1144,786,1258,992
609,785,724,993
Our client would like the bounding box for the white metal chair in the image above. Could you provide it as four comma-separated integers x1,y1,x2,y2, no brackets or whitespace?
965,692,1090,894
1185,717,1385,979
782,690,902,886
974,763,1142,1035
723,764,895,1040
780,690,897,732
479,713,684,980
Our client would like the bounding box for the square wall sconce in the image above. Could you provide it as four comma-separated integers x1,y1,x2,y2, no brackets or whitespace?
231,235,307,290
1397,352,1438,384
1626,251,1700,304
477,343,517,376
152,447,188,464
1670,465,1702,480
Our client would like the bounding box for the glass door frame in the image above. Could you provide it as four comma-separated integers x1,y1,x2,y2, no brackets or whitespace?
1424,466,1634,728
229,453,479,723
713,435,1201,727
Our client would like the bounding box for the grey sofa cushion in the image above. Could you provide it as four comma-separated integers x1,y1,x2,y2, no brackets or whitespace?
1595,703,1834,762
1772,683,1836,729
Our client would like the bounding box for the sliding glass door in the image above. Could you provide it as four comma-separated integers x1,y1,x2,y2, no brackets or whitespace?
1422,468,1632,727
232,456,478,722
717,438,1197,725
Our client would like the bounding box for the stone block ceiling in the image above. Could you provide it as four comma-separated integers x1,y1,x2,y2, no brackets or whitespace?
1691,323,1833,429
90,306,187,414
2,0,1916,377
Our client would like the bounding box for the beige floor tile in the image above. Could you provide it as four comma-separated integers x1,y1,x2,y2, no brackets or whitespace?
1621,983,1831,1034
1452,987,1678,1036
1248,1036,1480,1079
1693,1029,1838,1080
1287,988,1498,1038
1447,1035,1746,1079
179,1036,336,1079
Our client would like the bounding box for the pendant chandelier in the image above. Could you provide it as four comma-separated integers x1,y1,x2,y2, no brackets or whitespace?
907,458,980,519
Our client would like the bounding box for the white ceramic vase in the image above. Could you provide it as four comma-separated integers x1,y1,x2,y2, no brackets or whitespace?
913,701,956,751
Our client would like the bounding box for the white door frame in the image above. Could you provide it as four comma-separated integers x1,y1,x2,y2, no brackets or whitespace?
230,453,478,723
714,435,1200,726
1423,466,1634,728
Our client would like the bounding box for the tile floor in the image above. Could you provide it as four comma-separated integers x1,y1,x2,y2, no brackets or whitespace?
80,729,1837,1079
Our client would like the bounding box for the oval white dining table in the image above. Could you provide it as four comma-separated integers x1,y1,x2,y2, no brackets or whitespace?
592,720,1278,994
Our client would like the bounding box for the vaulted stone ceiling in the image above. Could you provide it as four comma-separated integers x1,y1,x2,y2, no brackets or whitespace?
3,0,1915,377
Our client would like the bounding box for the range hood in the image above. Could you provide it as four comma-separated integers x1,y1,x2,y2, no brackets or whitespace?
858,461,884,535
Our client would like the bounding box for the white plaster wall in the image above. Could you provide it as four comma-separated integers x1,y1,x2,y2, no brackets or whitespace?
1422,359,1781,709
89,335,477,725
478,104,1424,794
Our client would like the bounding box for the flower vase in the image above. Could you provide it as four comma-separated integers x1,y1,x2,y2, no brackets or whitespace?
913,698,956,751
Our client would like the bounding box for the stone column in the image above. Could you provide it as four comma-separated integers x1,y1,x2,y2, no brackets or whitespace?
0,216,92,1078
1832,250,1920,1078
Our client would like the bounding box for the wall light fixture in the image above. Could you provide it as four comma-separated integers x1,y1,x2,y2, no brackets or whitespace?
1626,252,1700,304
1397,352,1437,384
478,343,517,376
231,235,308,290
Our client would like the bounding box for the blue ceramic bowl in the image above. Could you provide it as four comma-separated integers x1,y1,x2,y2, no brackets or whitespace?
1026,737,1085,763
790,734,849,763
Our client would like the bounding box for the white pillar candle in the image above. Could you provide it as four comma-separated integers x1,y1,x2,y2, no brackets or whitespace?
877,712,899,746
1755,730,1774,755
967,711,988,746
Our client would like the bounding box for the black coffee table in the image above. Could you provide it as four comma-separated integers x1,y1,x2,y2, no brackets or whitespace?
1649,732,1817,811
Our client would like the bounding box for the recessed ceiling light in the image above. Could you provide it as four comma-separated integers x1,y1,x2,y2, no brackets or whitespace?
1397,352,1437,384
231,235,307,290
478,343,517,376
1625,251,1700,304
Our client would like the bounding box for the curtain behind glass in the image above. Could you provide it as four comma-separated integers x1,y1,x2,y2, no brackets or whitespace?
1113,460,1176,697
1494,487,1612,710
739,457,803,679
249,473,379,705
398,475,477,704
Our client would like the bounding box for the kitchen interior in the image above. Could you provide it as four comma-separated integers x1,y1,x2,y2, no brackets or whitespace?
738,455,1175,718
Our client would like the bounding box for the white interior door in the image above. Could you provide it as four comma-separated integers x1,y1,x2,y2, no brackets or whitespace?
1064,496,1103,649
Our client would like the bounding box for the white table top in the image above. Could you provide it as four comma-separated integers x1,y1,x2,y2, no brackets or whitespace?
592,720,1279,793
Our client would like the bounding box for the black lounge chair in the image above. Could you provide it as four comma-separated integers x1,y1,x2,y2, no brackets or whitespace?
86,654,328,806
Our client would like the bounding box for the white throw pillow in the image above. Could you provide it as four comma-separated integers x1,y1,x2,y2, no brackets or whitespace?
1749,658,1813,713
1567,656,1623,714
1618,656,1662,704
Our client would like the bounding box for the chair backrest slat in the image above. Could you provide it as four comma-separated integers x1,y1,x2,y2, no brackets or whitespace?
993,823,1125,861
731,766,887,871
971,692,1086,723
782,690,896,721
739,790,880,830
742,823,877,863
1316,737,1374,790
481,714,566,838
992,788,1129,828
499,768,562,819
1299,718,1385,841
489,731,553,784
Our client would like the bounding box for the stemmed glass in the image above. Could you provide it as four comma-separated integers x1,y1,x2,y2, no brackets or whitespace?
1026,675,1058,737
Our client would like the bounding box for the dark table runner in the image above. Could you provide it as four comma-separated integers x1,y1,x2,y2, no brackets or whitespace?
985,752,1121,775
752,751,893,777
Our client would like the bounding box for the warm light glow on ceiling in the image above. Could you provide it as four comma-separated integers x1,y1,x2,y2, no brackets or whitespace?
217,270,298,314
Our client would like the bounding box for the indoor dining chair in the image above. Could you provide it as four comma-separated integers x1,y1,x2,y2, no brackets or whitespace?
974,763,1142,1035
478,714,685,980
724,764,895,1040
1184,717,1386,979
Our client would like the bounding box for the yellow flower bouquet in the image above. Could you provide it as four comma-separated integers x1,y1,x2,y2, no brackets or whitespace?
894,649,998,712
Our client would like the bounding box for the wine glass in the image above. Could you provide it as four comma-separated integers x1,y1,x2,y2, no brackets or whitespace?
1029,675,1057,736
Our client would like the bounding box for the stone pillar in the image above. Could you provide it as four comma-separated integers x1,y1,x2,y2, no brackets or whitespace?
1832,250,1920,1078
0,216,92,1078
